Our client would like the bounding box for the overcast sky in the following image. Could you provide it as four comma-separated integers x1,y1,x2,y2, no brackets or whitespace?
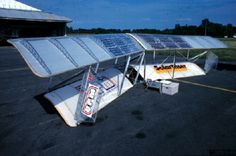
20,0,236,29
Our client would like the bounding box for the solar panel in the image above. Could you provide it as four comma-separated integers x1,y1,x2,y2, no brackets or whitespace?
158,36,172,42
108,47,123,56
8,34,144,77
92,34,143,56
169,36,185,43
130,34,227,50
177,42,191,48
74,36,113,62
149,43,165,49
113,38,125,46
8,33,227,78
119,45,130,53
163,42,179,48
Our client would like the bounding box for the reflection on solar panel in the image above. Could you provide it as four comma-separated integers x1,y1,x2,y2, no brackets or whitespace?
92,34,143,56
108,47,123,56
8,34,143,77
129,34,226,50
178,42,191,48
131,34,191,50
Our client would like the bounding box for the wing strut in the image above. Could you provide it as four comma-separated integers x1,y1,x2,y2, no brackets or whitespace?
134,52,145,85
118,56,131,95
189,51,208,62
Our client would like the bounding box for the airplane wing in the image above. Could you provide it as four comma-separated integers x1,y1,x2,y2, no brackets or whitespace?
8,34,144,77
128,33,227,80
8,34,144,127
8,33,228,127
128,33,227,50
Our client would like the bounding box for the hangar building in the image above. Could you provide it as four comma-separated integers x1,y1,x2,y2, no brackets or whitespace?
0,0,71,44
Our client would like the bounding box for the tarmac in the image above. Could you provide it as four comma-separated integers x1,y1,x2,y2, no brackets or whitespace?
0,47,236,156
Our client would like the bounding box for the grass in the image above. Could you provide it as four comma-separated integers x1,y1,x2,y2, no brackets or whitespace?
219,38,236,49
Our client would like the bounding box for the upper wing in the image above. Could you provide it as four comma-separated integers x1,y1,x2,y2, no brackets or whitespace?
128,33,227,50
8,34,144,77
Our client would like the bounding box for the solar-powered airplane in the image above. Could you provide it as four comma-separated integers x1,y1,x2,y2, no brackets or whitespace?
8,33,227,127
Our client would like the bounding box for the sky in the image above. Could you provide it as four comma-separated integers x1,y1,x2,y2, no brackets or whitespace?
20,0,236,29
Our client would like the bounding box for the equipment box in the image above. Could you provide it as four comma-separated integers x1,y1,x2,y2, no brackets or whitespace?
162,82,179,95
146,79,162,90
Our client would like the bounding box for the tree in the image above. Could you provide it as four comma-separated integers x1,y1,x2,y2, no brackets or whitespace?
65,19,235,37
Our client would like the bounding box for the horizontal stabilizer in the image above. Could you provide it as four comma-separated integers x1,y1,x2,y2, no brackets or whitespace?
132,62,205,80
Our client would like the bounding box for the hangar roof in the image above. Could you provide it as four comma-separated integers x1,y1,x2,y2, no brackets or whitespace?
0,8,71,23
0,0,40,11
0,0,71,23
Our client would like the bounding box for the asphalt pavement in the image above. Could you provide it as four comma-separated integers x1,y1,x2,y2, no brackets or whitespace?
0,47,236,156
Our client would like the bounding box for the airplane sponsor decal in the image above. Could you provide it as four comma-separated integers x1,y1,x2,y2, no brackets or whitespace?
154,64,188,73
81,83,99,118
98,76,116,91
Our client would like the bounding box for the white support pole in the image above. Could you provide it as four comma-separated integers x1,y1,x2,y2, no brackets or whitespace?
172,51,176,79
114,58,118,65
153,50,156,62
118,56,131,96
177,50,187,59
95,63,99,73
187,49,190,60
160,51,172,66
84,66,91,89
75,66,92,122
189,51,208,62
134,52,145,85
144,57,147,81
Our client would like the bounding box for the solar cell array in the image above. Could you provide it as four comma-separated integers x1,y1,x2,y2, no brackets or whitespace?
130,34,227,50
92,34,143,56
131,34,191,50
8,34,143,77
8,33,227,78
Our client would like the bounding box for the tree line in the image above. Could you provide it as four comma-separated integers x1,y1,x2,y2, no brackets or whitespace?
66,19,236,38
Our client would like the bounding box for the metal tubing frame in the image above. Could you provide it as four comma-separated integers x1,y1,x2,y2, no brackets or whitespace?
114,58,118,65
144,56,147,81
75,66,92,122
171,49,208,79
95,63,99,73
47,69,85,92
189,50,208,62
153,50,156,62
134,52,145,85
187,49,190,60
172,50,176,79
176,50,188,60
118,55,131,96
160,50,172,66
